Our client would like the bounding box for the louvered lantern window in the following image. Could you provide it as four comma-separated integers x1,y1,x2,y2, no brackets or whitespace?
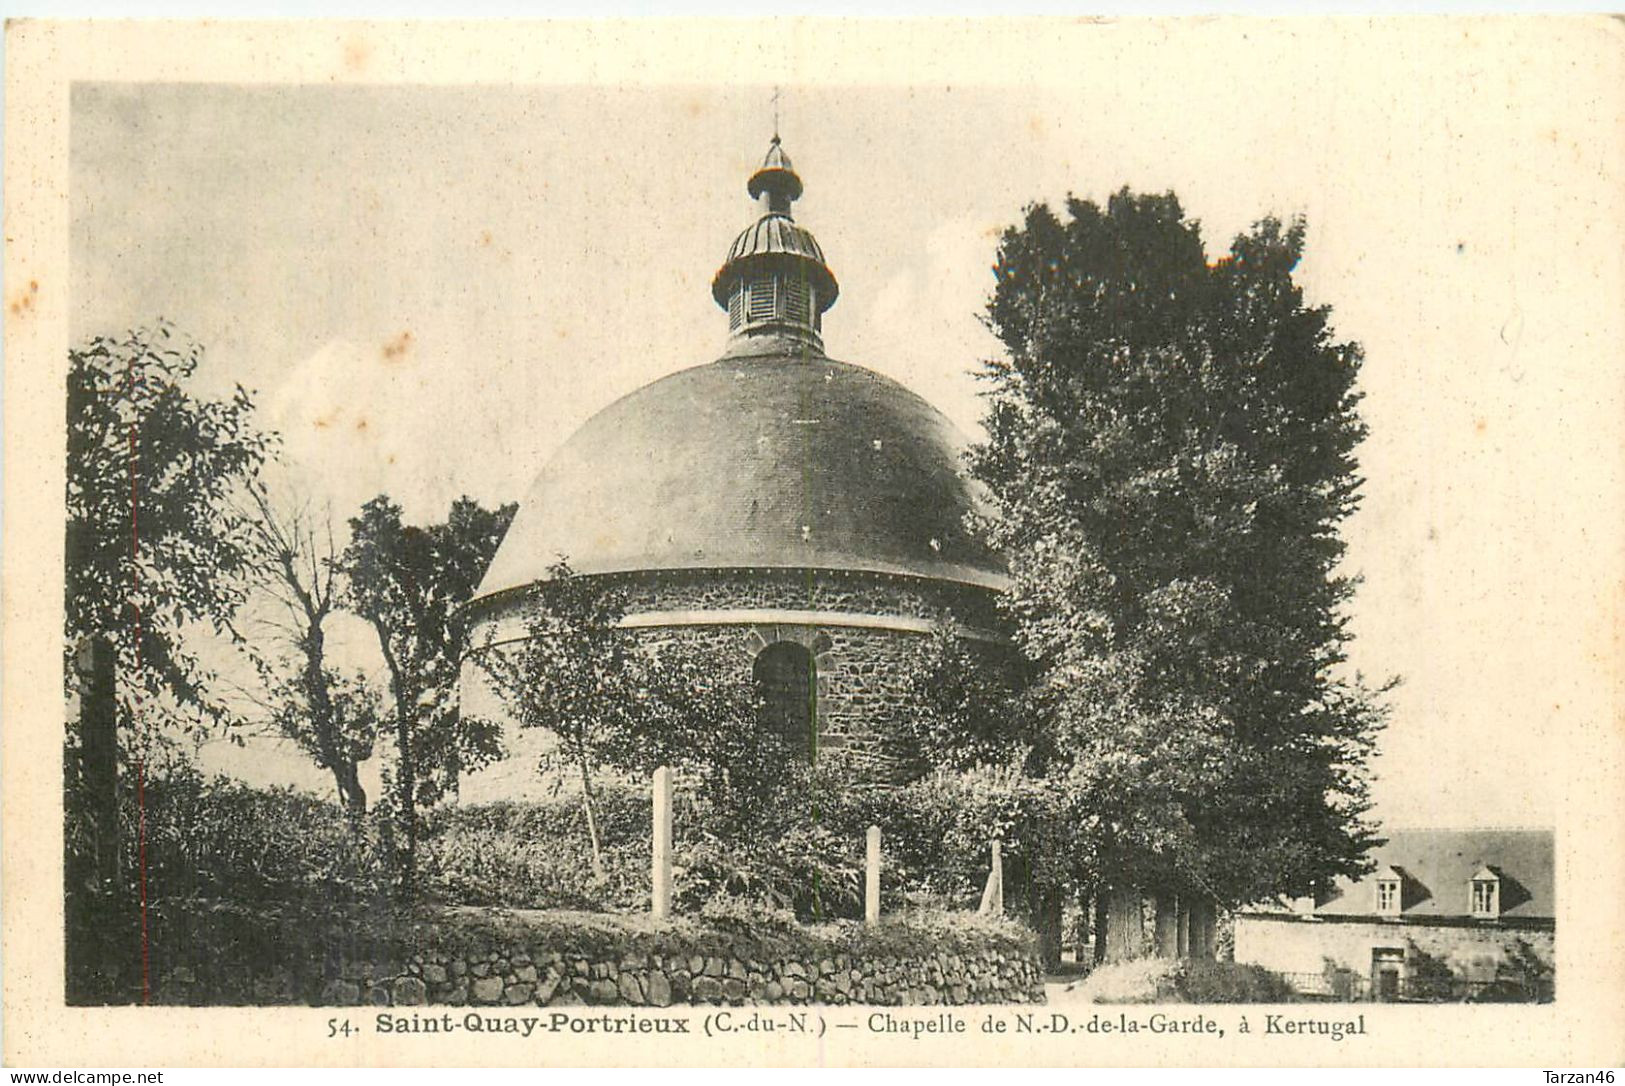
783,276,810,324
728,283,744,331
747,276,778,323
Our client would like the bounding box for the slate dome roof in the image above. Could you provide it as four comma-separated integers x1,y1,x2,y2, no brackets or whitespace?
472,348,1008,602
472,137,1004,604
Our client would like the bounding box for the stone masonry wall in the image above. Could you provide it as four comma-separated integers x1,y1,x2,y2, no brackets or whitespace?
463,569,1012,784
137,904,1046,1009
301,941,1044,1009
1234,913,1555,987
605,569,1003,631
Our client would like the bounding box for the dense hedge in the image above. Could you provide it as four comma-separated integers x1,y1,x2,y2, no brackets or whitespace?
66,763,1058,1004
417,777,1000,921
418,792,651,912
66,769,391,999
68,766,387,904
69,759,1033,917
66,771,1036,1000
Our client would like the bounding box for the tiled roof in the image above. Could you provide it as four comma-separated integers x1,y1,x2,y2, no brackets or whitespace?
1316,828,1554,920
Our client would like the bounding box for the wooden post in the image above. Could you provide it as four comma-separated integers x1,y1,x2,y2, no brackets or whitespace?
651,766,672,920
865,825,881,925
76,635,120,884
978,839,1004,916
990,839,1004,915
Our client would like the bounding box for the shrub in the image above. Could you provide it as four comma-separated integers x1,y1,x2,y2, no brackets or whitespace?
1403,943,1461,1001
1076,958,1297,1003
662,764,1078,924
1073,957,1180,1004
414,781,875,920
1175,960,1298,1003
833,768,1093,916
419,771,1021,924
69,761,387,907
1488,938,1554,1003
828,907,1039,962
694,894,801,935
65,762,389,1002
416,788,649,912
805,777,973,907
673,821,863,922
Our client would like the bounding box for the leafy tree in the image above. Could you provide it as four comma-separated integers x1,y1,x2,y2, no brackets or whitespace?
66,323,270,736
894,622,1037,774
473,563,776,880
1488,938,1554,1003
260,667,380,817
471,564,644,880
341,494,515,891
241,484,377,818
973,191,1389,918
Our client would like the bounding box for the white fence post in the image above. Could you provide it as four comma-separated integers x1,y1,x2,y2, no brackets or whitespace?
865,825,882,925
651,766,672,920
978,839,1004,916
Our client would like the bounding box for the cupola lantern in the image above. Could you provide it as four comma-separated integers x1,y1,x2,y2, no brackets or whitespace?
711,136,839,354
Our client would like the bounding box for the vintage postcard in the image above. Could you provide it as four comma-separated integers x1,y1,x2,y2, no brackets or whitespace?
4,16,1623,1069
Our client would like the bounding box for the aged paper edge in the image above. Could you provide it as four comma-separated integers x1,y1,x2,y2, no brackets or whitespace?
5,16,1624,1069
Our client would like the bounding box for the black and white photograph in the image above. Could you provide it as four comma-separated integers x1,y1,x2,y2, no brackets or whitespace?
6,15,1624,1071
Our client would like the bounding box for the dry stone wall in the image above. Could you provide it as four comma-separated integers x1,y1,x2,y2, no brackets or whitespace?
306,942,1043,1009
137,903,1045,1009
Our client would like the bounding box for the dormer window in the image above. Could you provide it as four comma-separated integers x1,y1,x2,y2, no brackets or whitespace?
1374,864,1403,915
1470,866,1501,918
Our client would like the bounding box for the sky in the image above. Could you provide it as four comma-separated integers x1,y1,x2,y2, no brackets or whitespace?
68,21,1624,829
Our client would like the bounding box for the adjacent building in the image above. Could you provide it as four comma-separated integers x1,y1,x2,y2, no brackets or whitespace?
1234,828,1555,1001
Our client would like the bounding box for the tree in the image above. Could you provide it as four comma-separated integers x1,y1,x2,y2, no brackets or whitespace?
341,494,515,891
473,563,774,880
66,323,270,736
973,191,1389,918
240,484,378,819
894,622,1037,774
261,667,380,818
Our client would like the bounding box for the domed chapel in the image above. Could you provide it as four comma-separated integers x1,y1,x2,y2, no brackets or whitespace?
461,137,1009,783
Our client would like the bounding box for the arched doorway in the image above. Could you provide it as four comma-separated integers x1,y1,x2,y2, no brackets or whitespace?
752,641,818,761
